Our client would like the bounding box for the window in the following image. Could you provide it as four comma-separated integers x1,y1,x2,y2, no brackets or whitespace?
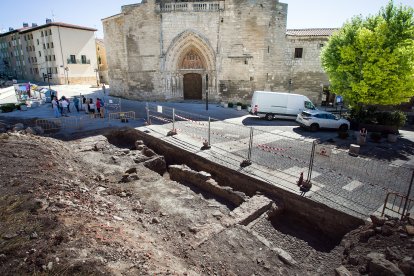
304,101,315,110
318,43,324,49
49,55,51,61
54,67,57,74
49,29,52,35
35,57,37,62
53,55,56,61
30,34,33,39
98,56,101,64
45,31,48,36
45,56,48,61
38,51,41,57
24,35,27,41
30,68,32,74
43,43,46,49
47,43,49,49
81,55,87,64
51,42,54,48
28,57,30,63
294,48,303,58
37,39,39,45
70,55,76,64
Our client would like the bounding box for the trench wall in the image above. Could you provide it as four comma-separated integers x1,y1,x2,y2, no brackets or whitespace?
111,129,364,239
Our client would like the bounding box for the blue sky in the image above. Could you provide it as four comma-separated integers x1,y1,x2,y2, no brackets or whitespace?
1,0,413,38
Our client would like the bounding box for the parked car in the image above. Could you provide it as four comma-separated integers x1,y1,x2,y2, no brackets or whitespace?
296,110,350,132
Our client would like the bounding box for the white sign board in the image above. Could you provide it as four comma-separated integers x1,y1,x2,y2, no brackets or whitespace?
157,105,163,113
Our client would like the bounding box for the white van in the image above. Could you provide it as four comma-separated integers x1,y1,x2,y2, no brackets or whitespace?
250,91,316,120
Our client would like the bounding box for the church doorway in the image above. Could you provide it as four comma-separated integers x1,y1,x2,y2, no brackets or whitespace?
183,73,202,100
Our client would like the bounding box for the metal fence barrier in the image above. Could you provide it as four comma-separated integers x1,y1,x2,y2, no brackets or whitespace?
144,103,414,218
108,111,136,121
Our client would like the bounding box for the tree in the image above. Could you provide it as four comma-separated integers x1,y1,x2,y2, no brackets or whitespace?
321,1,414,108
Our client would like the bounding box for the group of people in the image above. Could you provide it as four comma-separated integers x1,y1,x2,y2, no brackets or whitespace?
81,96,105,118
52,96,71,117
51,95,105,118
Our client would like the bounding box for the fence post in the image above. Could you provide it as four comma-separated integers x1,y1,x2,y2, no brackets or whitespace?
167,108,177,136
146,102,150,125
173,108,175,131
306,140,317,182
208,116,211,147
401,170,414,219
241,127,253,167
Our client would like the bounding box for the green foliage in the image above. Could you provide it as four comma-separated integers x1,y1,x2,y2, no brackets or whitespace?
350,106,407,127
236,102,243,106
0,103,16,113
321,1,414,107
241,104,248,109
228,102,234,108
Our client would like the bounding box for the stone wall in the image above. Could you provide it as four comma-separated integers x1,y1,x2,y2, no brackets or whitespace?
285,36,330,103
103,0,331,104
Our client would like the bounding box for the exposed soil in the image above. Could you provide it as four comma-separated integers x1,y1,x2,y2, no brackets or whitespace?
0,126,413,275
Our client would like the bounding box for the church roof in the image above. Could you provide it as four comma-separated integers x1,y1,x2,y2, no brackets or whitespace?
286,28,339,37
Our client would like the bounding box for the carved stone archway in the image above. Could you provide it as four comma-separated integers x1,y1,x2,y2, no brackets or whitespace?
163,30,216,100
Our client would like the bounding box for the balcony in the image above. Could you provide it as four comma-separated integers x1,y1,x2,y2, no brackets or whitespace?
67,58,90,64
159,1,224,12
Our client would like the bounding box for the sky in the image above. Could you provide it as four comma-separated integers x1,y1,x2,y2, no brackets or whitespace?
0,0,413,38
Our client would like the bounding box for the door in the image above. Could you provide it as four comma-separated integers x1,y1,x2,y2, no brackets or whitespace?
183,73,202,100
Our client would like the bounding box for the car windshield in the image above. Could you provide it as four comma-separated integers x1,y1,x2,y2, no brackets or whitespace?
304,101,316,110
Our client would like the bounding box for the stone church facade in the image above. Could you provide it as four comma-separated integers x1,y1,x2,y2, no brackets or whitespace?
102,0,336,104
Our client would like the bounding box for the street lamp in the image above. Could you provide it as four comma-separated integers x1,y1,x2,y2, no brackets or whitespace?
65,67,69,85
205,74,209,111
94,68,99,87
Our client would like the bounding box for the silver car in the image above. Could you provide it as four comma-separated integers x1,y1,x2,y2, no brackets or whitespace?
296,110,350,132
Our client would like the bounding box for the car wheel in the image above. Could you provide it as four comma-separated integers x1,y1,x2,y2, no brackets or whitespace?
339,124,348,131
310,123,319,132
265,114,273,121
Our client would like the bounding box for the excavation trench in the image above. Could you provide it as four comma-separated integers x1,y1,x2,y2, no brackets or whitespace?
105,128,364,247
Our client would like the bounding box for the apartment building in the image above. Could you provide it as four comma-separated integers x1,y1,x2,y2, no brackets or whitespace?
0,19,98,85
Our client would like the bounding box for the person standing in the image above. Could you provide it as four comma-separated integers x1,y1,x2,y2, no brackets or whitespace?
99,98,105,118
73,97,80,112
52,96,60,118
61,98,69,117
96,98,101,117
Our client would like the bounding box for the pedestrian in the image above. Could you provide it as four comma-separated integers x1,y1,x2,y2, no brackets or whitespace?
60,98,69,117
88,98,95,115
73,96,80,112
99,98,105,118
52,96,60,118
96,97,101,116
66,97,71,113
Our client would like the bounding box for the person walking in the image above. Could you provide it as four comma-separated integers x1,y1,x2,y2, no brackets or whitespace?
52,96,60,118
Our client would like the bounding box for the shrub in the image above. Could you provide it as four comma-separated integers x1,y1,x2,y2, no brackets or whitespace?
370,132,382,142
241,104,248,109
390,111,406,128
228,102,234,108
0,103,16,113
236,102,243,106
